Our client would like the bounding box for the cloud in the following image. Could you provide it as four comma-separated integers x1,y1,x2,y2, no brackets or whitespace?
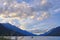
41,0,47,5
0,0,50,30
0,0,60,34
54,8,60,13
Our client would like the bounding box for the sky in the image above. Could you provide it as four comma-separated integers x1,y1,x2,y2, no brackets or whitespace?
0,0,60,35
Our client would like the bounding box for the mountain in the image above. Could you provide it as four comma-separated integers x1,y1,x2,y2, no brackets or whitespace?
29,29,47,35
0,23,60,36
0,23,36,36
40,26,60,36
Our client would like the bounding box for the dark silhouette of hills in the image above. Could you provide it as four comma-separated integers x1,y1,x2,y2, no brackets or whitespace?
40,26,60,36
0,23,36,36
0,23,60,36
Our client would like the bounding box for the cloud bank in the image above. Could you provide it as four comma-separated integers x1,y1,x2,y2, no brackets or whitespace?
0,0,60,34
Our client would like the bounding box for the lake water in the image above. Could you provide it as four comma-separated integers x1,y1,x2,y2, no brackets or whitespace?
4,36,60,40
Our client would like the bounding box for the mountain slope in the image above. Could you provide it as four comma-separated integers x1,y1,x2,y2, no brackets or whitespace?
40,26,60,36
0,23,36,36
0,23,60,36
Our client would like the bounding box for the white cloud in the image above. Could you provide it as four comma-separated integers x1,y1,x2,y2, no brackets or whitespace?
0,0,60,34
54,8,60,12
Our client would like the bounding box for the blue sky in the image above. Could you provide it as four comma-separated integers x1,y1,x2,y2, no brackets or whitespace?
0,0,60,34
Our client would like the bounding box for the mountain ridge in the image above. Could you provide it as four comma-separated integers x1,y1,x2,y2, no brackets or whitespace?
0,23,36,36
40,26,60,36
0,23,60,36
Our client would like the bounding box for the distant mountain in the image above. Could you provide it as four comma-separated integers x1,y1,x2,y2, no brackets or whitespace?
40,26,60,36
29,29,47,35
0,23,36,36
0,23,60,36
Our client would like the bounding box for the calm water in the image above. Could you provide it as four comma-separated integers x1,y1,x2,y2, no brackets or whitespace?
4,36,60,40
